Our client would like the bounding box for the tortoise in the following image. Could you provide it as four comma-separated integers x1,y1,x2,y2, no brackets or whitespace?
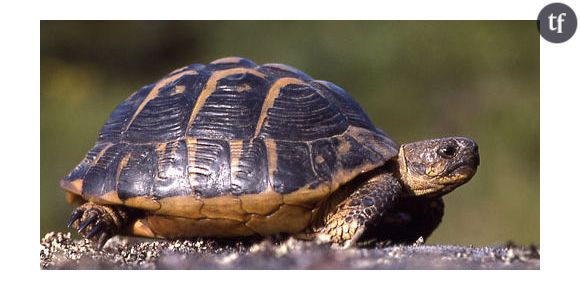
61,56,479,249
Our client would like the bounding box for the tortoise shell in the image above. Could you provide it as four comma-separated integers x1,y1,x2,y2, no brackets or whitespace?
60,56,399,237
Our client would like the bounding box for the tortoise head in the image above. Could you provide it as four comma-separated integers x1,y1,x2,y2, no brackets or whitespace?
398,137,479,197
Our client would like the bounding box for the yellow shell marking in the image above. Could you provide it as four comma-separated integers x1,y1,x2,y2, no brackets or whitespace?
185,137,197,188
253,77,304,138
186,68,266,133
62,143,113,196
115,152,132,186
263,138,278,191
229,139,245,188
61,179,83,195
210,56,248,65
126,69,198,130
173,85,186,95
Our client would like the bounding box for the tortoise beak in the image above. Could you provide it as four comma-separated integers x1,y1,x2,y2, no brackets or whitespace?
473,152,480,167
455,137,480,167
468,143,480,167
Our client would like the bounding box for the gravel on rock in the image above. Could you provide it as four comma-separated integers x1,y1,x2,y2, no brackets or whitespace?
40,232,539,270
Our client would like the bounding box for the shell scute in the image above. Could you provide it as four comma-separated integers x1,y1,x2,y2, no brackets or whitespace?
272,140,320,194
151,140,191,198
230,139,269,196
98,84,153,143
81,143,128,197
188,138,231,198
117,144,157,200
122,73,200,143
257,82,349,141
186,71,269,139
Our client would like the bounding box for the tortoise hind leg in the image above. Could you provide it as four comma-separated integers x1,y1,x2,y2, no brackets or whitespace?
67,202,135,249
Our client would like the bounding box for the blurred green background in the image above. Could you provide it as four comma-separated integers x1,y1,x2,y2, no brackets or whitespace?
40,21,539,246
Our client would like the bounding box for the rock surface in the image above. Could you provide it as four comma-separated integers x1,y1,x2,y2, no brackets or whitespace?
40,232,539,270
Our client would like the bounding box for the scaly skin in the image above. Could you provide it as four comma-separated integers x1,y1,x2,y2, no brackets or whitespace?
318,137,478,247
318,171,401,247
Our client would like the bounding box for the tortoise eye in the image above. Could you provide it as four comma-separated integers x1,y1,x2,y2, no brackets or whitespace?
437,144,457,159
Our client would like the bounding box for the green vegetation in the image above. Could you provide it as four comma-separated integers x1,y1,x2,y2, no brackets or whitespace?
40,21,539,246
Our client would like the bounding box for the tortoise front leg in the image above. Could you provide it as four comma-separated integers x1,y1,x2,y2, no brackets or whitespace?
67,202,134,249
318,172,402,247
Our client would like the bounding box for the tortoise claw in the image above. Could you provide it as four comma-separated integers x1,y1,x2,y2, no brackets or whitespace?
67,209,83,228
78,213,98,233
95,232,110,250
67,203,129,250
85,221,105,239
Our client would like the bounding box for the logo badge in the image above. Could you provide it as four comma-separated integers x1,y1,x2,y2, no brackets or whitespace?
538,2,577,43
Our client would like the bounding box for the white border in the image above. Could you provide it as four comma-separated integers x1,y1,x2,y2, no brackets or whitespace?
33,0,542,20
1,0,577,288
